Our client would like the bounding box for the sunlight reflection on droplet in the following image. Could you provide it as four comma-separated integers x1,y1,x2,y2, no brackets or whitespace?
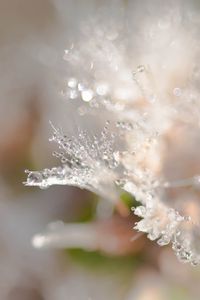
81,89,94,102
32,235,47,248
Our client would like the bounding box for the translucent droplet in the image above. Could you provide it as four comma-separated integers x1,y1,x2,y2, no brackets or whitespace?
89,99,99,108
108,159,118,169
81,89,94,102
78,106,87,116
52,151,60,158
68,78,77,88
132,65,145,77
135,219,150,232
137,65,145,73
191,259,199,266
177,250,191,263
172,242,182,252
113,151,120,163
32,234,47,248
60,90,67,97
88,61,93,70
148,231,160,241
157,235,170,246
134,206,146,217
193,175,200,187
48,220,65,231
116,121,133,131
61,157,67,164
27,172,43,184
40,184,49,190
78,83,86,91
173,87,182,97
63,49,69,60
69,89,78,100
115,179,126,187
96,84,109,96
148,94,156,103
192,66,200,82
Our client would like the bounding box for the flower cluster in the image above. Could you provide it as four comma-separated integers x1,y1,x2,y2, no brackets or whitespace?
25,3,200,265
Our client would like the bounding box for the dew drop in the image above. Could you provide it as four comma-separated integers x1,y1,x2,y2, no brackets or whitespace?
173,87,182,97
32,234,46,248
40,184,49,190
69,89,78,100
61,157,67,164
137,65,145,73
81,89,94,102
157,235,170,246
68,78,77,88
78,106,87,116
78,83,86,91
96,84,109,96
27,172,43,184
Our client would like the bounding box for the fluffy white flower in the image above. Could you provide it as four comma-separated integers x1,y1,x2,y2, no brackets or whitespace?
25,0,200,265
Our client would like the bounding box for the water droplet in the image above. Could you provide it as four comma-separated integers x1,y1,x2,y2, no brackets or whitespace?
134,206,146,217
78,106,87,116
116,121,133,131
193,175,200,187
40,184,49,190
137,65,145,73
115,179,126,187
63,49,69,60
81,89,94,102
172,242,182,252
61,157,67,164
27,172,43,184
157,235,170,246
69,89,78,100
148,94,156,103
78,83,86,91
173,87,182,97
90,61,94,69
52,151,57,157
191,259,199,266
96,84,109,96
148,231,160,241
48,220,65,231
68,78,77,88
32,234,47,248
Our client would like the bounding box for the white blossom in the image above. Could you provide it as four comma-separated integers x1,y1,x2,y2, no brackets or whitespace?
25,1,200,266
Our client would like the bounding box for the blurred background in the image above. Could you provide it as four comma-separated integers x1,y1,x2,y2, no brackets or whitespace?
0,0,200,299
